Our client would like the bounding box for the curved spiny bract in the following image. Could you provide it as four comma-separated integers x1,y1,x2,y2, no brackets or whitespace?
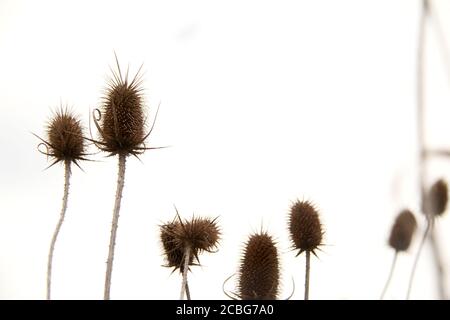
288,200,323,256
389,209,417,252
238,232,279,300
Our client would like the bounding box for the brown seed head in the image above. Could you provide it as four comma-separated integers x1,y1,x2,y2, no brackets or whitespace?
160,221,193,273
238,232,280,300
423,179,448,217
388,209,417,252
36,107,87,168
160,215,220,272
95,56,147,157
288,200,323,256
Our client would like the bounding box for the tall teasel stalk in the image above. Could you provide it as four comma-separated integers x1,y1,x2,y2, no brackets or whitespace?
91,54,162,300
160,211,220,300
407,179,448,299
33,107,89,299
380,209,417,299
414,0,449,300
288,200,324,300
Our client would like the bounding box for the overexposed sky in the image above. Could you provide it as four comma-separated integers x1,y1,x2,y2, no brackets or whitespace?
1,0,450,300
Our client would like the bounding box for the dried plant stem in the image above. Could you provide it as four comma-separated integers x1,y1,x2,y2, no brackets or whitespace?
185,281,191,300
304,250,310,300
407,217,432,299
415,0,447,300
180,246,191,300
380,251,398,300
104,153,127,300
46,160,71,300
430,229,447,299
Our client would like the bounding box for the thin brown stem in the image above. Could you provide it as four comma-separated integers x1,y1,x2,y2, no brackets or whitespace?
104,153,127,300
180,246,191,300
380,251,398,300
407,217,432,299
185,281,191,300
430,228,447,299
417,0,428,205
304,250,310,300
46,160,71,300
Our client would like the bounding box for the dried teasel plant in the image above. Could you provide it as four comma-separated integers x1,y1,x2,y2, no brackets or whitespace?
33,106,89,299
380,209,417,299
90,54,163,299
407,178,448,299
226,232,280,300
288,200,324,300
160,209,220,300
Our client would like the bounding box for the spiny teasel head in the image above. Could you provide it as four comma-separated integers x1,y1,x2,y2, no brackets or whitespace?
160,214,220,272
35,107,88,168
388,209,417,252
238,232,280,300
288,200,323,256
93,54,155,157
160,220,193,273
423,179,448,217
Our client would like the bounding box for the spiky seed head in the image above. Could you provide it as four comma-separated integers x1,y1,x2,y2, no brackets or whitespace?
160,221,193,273
288,200,323,256
423,179,448,217
238,232,279,300
97,57,146,156
388,209,417,252
174,217,221,255
160,215,220,272
36,107,87,168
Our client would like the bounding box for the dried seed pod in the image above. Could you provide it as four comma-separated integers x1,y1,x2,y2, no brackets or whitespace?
423,179,448,217
160,221,193,273
238,232,279,300
288,200,323,256
160,215,220,271
35,107,88,168
389,209,417,252
94,55,150,157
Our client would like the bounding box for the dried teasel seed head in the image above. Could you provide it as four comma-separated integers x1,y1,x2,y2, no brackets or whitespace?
388,209,417,252
160,221,193,273
238,232,280,300
423,179,448,217
96,55,147,156
160,215,220,272
36,107,87,168
288,200,323,256
174,216,221,256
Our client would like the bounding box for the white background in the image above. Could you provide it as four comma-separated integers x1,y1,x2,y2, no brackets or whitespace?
1,0,450,299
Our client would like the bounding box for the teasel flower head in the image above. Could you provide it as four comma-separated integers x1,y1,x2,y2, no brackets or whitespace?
34,106,88,169
288,200,324,256
160,213,220,272
238,232,280,300
388,209,417,252
423,179,448,217
92,54,160,157
160,220,193,273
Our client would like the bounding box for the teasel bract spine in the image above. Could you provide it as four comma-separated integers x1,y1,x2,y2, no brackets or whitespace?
34,106,88,299
288,200,323,300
